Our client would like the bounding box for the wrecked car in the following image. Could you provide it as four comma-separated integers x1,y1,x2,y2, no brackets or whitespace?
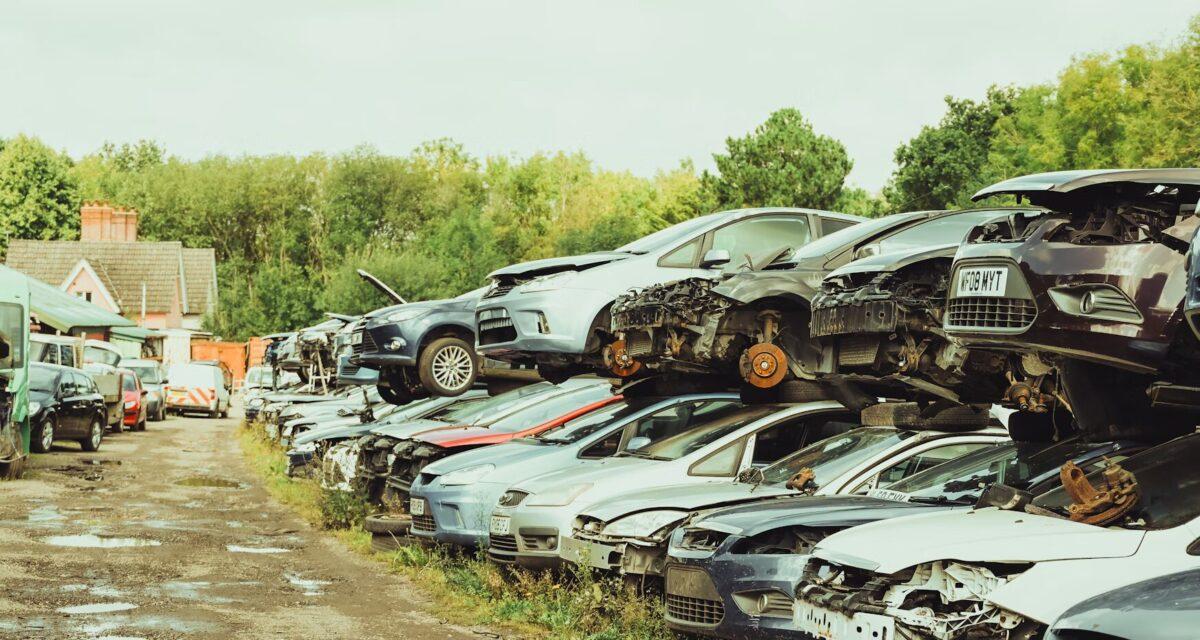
609,209,1025,399
660,435,1143,639
1046,566,1200,640
566,419,1008,580
475,208,862,383
0,270,28,479
793,432,1200,640
487,402,863,570
409,393,741,549
945,169,1200,439
807,208,1040,410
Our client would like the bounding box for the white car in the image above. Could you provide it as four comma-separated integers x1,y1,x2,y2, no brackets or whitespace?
487,401,865,569
165,362,232,418
793,433,1200,640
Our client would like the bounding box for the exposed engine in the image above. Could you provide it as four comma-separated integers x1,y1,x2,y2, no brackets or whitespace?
610,278,739,373
968,194,1193,250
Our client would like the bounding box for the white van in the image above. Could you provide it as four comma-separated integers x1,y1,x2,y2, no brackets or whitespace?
166,363,232,418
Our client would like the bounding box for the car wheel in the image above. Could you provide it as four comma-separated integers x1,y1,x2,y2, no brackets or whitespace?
137,416,147,432
80,416,104,452
860,402,990,431
418,337,478,397
377,382,413,406
777,379,832,403
159,405,167,421
370,533,407,553
0,430,25,480
363,513,413,535
30,417,55,454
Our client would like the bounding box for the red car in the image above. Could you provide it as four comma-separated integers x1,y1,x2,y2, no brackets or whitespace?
119,368,148,432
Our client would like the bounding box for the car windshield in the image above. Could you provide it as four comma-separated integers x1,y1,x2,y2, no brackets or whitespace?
777,213,924,265
121,373,138,391
486,385,613,433
535,401,629,443
84,345,121,366
127,365,162,384
761,427,911,488
630,404,782,461
616,214,718,254
885,439,1108,503
874,209,1009,255
246,368,271,385
437,382,559,425
29,365,59,393
1031,434,1200,530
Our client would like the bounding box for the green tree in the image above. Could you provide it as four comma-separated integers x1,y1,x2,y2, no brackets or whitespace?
702,108,852,210
0,135,79,254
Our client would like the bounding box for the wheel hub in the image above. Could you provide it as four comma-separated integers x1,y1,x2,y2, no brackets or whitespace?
606,340,642,377
744,343,787,388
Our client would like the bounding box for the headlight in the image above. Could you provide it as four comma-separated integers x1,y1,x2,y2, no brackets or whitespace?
526,483,593,507
27,401,41,416
439,464,495,486
386,308,429,323
124,400,136,409
603,510,688,539
249,398,265,407
520,271,577,293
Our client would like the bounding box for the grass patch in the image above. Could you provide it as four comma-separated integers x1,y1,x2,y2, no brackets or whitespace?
237,419,671,639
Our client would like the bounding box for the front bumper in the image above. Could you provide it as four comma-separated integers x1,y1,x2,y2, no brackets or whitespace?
665,539,810,639
408,480,509,548
486,504,571,570
476,288,613,360
562,534,670,576
353,322,418,368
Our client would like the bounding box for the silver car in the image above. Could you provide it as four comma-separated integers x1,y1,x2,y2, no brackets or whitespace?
475,208,861,379
485,401,862,569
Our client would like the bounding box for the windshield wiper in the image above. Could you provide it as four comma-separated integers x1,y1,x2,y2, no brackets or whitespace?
616,450,671,461
907,495,975,506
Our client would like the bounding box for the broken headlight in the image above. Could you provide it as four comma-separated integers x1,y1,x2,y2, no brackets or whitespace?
520,271,577,293
603,510,688,540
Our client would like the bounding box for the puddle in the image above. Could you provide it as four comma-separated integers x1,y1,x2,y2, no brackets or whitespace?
61,583,122,598
28,505,67,524
174,476,242,489
226,544,289,554
57,602,139,614
285,571,331,597
43,534,161,548
152,581,236,604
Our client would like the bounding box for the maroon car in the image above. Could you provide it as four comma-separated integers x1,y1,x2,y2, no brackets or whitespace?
945,169,1200,439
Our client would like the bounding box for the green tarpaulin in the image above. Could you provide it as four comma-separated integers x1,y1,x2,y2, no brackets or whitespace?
0,265,134,333
110,325,163,341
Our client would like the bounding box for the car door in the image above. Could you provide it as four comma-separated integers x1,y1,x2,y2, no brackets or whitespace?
56,373,84,435
706,214,814,274
843,438,1001,494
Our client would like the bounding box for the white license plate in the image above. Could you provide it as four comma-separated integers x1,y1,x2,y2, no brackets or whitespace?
794,602,895,639
490,515,511,535
350,332,363,345
957,267,1008,297
409,498,425,516
867,488,911,502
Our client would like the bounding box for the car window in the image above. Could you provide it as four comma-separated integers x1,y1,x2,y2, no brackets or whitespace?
760,427,913,488
865,442,994,491
750,413,857,466
690,439,746,477
72,372,93,395
128,365,162,384
485,385,613,433
536,401,629,444
443,382,557,425
710,215,811,272
426,397,487,420
85,345,121,366
820,217,858,235
580,430,623,459
616,214,719,254
29,366,59,393
627,400,746,444
658,236,704,268
876,210,1007,255
121,373,139,392
630,404,780,461
60,346,77,368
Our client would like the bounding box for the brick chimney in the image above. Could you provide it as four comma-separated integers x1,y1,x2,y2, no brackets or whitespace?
80,201,138,242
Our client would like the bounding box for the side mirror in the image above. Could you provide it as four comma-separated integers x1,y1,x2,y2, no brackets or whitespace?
626,436,651,451
140,389,148,396
852,244,880,260
699,249,732,269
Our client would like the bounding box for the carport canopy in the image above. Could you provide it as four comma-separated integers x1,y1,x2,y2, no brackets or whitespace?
0,265,135,334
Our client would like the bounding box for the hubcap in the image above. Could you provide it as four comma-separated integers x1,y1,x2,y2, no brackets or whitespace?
91,421,102,447
431,345,474,390
41,420,54,450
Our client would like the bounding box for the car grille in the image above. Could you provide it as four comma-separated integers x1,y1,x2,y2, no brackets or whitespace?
483,284,514,299
946,297,1037,331
490,534,519,552
666,594,724,626
351,328,377,356
412,513,436,532
479,319,517,346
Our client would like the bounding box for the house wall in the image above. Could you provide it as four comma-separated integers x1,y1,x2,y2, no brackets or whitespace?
64,268,119,313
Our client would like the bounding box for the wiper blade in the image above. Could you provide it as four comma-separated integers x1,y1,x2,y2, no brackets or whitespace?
907,496,974,506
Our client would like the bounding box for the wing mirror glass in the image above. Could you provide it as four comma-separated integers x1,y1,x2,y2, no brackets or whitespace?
699,249,731,269
626,436,651,451
853,243,880,260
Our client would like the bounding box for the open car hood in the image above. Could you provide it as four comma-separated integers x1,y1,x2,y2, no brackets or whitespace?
972,169,1200,205
827,244,957,277
580,481,786,523
814,508,1146,574
488,252,632,280
369,418,462,439
294,421,378,445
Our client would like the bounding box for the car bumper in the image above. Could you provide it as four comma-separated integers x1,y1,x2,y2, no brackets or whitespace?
354,323,419,367
122,408,140,426
485,505,571,569
664,549,811,639
408,481,509,548
476,288,613,360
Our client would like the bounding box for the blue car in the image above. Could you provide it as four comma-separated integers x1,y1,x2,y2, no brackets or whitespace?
662,436,1145,639
408,393,741,549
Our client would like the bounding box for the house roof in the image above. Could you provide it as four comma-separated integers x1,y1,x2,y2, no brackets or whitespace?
5,240,216,316
0,265,135,332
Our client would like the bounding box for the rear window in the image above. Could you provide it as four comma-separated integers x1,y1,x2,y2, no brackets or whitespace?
122,373,139,391
127,365,162,384
168,365,217,386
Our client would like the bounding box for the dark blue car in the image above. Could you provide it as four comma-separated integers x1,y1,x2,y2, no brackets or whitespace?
661,436,1146,639
1046,566,1200,640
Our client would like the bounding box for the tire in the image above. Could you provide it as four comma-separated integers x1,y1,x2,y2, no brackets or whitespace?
418,337,478,397
861,402,990,431
777,379,833,403
158,405,167,421
363,513,413,535
30,417,55,454
80,416,104,452
111,417,123,434
0,430,24,480
370,533,408,553
739,383,779,404
377,382,413,406
137,417,147,432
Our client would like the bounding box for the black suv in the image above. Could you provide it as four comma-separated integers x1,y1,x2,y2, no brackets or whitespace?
28,362,108,453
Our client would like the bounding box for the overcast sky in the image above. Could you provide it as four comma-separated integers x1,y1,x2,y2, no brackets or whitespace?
1,1,1197,191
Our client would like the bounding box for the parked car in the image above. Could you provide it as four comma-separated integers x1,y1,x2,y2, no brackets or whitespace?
661,436,1144,638
118,367,148,431
609,208,1027,399
793,432,1200,640
1046,566,1200,640
122,359,166,421
945,169,1200,440
30,333,84,369
27,362,108,452
353,289,485,403
82,362,126,430
566,421,1007,579
486,401,864,569
475,208,862,382
165,362,232,418
409,392,743,549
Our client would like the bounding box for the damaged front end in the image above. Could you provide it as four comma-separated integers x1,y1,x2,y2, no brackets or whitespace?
384,440,449,505
568,510,689,577
795,557,1038,640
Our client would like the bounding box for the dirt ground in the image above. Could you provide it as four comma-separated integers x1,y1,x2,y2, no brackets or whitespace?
0,409,493,640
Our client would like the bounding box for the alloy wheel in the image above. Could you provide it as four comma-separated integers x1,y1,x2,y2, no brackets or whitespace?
431,344,474,391
40,419,54,451
91,420,102,449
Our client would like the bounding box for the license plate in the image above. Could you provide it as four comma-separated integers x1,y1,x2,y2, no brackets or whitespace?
794,602,895,639
956,267,1008,297
350,332,363,345
490,515,511,535
867,489,911,502
409,498,425,516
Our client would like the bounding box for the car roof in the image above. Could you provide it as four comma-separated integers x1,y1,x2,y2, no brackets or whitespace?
716,207,865,223
973,169,1200,201
31,362,75,373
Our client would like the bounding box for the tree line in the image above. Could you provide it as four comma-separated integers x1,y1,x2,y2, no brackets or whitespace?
1,17,1198,340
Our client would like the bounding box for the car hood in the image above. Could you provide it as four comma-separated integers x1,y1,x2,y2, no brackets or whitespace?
579,480,781,523
814,508,1147,574
511,456,652,493
262,393,337,404
370,418,461,439
827,244,957,277
1050,568,1200,639
417,425,516,448
488,252,632,279
712,268,823,305
364,297,457,320
690,495,949,538
294,421,379,445
972,169,1200,202
422,440,544,476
